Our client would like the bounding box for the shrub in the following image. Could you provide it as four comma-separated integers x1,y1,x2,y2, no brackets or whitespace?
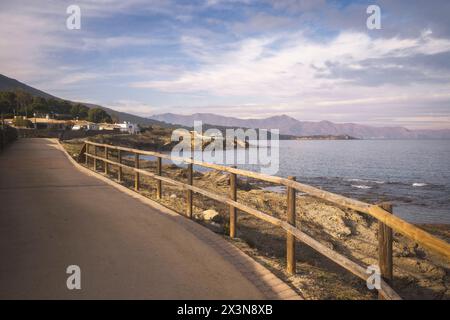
88,108,112,123
12,116,33,128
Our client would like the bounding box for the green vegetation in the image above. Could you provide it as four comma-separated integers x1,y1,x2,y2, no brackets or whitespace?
12,116,33,128
0,89,97,120
70,103,89,119
88,108,112,123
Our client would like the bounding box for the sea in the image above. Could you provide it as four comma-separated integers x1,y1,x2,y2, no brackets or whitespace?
151,140,450,224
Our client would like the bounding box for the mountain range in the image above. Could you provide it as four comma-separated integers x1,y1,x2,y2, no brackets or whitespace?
150,113,450,139
2,73,449,139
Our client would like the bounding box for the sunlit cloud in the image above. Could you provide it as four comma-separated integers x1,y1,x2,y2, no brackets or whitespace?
131,31,450,104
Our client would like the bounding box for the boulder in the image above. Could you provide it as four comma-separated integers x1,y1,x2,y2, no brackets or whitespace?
202,209,220,222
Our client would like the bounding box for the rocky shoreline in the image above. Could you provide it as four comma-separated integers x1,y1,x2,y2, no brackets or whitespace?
62,139,449,300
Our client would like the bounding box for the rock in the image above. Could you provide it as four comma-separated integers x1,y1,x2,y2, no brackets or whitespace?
394,243,414,257
216,174,228,185
203,171,227,186
193,212,203,220
202,209,220,222
170,194,177,199
303,205,352,239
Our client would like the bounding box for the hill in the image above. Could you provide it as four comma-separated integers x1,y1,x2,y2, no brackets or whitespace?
150,113,450,139
0,74,55,99
0,74,165,127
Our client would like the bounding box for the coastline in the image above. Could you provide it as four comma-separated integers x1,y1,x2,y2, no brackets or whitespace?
62,138,450,299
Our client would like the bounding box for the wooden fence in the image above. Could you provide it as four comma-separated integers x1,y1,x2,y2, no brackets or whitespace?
81,140,450,300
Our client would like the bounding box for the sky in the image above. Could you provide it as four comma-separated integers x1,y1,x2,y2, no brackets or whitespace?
1,0,450,129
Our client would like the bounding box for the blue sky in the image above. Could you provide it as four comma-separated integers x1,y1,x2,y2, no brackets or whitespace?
1,0,450,129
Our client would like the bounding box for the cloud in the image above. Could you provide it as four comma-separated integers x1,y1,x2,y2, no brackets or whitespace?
270,0,326,12
0,2,168,90
0,9,69,81
80,36,154,51
230,12,295,34
58,72,102,85
106,100,155,116
204,0,254,8
130,31,450,102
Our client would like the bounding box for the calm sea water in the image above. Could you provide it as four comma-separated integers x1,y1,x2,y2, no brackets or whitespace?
270,140,450,224
157,140,450,224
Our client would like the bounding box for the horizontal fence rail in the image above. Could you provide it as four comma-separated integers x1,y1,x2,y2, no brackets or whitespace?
82,140,450,300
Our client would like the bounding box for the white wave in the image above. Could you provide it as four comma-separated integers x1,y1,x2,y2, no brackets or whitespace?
412,183,427,187
351,184,372,189
346,178,384,184
346,178,365,182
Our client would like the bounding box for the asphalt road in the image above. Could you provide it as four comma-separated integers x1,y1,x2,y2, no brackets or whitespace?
0,138,266,299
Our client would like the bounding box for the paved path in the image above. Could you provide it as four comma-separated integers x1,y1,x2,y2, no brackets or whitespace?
0,138,298,299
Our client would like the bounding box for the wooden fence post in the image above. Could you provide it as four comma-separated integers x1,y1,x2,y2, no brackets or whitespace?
85,144,88,166
190,130,195,155
185,131,194,218
104,146,108,175
186,163,193,218
93,146,97,171
117,149,122,182
135,153,140,191
378,202,393,299
229,166,237,238
156,157,162,199
77,143,87,164
286,176,297,275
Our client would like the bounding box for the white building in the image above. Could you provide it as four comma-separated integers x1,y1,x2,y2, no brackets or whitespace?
71,125,82,130
71,122,99,130
116,121,140,134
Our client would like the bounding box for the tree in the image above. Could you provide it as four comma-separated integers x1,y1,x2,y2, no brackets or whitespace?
14,90,33,116
0,98,13,116
71,103,89,119
60,100,72,114
0,92,17,116
88,108,112,123
30,96,49,115
47,98,60,114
